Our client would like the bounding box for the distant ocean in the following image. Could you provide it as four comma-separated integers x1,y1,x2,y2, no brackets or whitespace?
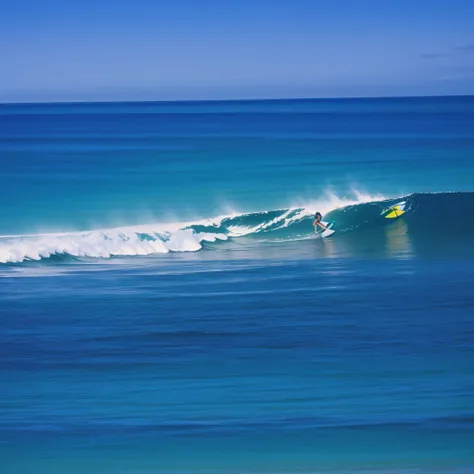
1,96,474,473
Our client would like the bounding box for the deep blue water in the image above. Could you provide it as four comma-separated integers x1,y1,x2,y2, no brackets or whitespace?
1,96,474,473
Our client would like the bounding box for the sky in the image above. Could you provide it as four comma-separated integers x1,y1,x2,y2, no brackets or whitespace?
2,0,474,102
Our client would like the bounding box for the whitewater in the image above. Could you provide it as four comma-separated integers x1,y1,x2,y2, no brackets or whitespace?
3,190,474,264
0,191,387,263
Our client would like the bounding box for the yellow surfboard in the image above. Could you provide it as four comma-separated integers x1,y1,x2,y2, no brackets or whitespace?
381,201,406,219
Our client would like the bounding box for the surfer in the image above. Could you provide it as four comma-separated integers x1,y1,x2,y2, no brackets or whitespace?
313,212,328,231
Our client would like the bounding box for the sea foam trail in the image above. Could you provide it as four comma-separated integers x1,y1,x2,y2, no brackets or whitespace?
0,229,229,263
0,192,386,263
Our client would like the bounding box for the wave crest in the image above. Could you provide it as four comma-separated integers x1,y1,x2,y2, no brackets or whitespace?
2,191,472,264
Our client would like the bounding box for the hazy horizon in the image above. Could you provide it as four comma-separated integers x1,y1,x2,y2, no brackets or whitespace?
2,92,474,106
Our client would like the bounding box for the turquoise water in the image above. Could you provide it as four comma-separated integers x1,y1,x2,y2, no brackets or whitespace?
1,96,473,236
1,96,474,473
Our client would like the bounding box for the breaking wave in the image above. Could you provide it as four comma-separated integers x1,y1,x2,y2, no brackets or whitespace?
1,191,473,264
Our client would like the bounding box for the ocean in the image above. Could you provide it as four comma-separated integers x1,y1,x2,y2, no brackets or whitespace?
1,96,474,473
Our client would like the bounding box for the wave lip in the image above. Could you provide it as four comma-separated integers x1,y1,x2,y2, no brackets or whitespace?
3,191,472,264
1,190,386,264
0,228,229,264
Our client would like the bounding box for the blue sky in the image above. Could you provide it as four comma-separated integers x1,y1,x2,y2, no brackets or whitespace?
2,0,474,102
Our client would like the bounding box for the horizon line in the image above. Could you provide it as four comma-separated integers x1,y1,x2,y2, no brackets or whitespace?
1,92,474,107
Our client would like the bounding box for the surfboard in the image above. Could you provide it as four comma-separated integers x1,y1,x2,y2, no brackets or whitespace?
381,201,406,219
315,221,335,238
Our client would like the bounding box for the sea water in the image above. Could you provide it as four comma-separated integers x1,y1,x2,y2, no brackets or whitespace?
1,96,474,473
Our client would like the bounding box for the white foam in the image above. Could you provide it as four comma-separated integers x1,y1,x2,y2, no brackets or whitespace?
196,232,228,243
0,190,388,263
294,189,387,216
